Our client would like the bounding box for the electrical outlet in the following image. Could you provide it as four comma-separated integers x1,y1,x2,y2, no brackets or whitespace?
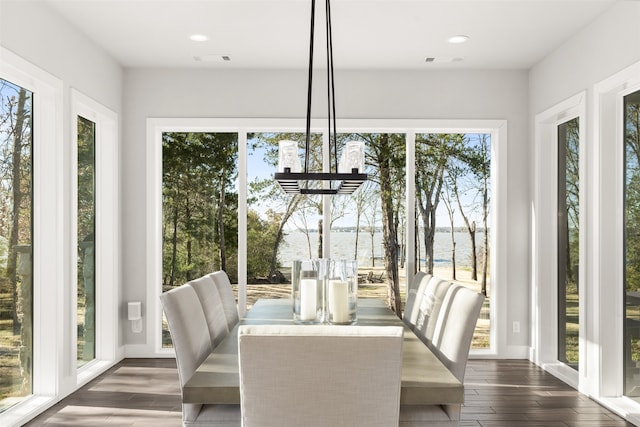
512,321,520,333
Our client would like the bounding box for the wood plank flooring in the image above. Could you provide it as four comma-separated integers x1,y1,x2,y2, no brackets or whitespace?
24,358,636,426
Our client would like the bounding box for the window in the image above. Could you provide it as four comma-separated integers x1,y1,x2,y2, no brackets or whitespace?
624,89,640,397
415,133,491,349
149,118,505,356
77,116,96,367
557,117,580,369
161,132,239,347
0,77,33,413
1,47,62,426
71,89,118,384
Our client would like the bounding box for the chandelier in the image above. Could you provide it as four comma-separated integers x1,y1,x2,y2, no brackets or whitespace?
274,0,367,195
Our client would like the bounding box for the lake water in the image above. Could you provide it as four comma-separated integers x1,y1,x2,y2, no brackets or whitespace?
280,229,485,268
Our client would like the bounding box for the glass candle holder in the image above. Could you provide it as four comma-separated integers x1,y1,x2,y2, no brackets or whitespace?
292,259,327,323
327,259,358,324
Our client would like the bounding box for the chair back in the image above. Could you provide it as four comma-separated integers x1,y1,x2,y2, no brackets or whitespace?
403,271,429,325
238,324,404,427
209,271,239,330
188,275,229,347
413,277,454,342
430,285,485,381
159,285,212,422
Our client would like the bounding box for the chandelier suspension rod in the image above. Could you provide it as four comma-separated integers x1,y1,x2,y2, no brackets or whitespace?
304,0,316,174
326,0,338,173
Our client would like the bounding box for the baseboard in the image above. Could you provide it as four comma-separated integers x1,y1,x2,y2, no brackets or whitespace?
124,343,175,358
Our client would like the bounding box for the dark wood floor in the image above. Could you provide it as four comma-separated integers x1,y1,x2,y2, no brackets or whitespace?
24,358,636,427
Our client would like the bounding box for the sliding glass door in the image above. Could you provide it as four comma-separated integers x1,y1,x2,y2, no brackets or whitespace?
161,132,238,347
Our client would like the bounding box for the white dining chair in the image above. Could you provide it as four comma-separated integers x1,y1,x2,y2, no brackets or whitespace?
187,274,230,348
400,285,483,426
412,276,454,344
403,271,428,326
238,324,404,427
430,284,485,382
160,285,241,426
208,270,240,330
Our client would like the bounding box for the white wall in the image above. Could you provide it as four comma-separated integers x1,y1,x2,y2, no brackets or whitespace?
122,67,530,349
0,0,123,393
0,1,122,113
529,1,640,114
528,0,640,410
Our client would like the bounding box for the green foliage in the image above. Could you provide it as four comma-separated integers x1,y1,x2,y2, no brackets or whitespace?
246,210,280,279
162,132,239,287
627,101,640,291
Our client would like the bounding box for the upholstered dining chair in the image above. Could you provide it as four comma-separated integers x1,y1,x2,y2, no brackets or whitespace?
160,285,241,426
187,274,229,348
208,271,240,331
238,324,404,427
412,277,454,344
430,284,485,382
400,285,484,427
403,271,428,327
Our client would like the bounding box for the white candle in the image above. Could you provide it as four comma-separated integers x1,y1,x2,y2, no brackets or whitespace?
300,277,317,321
329,279,349,323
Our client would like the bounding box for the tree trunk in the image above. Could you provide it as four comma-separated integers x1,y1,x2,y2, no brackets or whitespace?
377,136,402,315
470,222,478,281
170,202,178,288
217,174,227,271
185,201,192,282
317,218,323,258
7,88,27,334
481,135,489,296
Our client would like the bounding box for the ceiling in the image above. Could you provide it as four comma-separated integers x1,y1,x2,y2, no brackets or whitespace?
40,0,617,70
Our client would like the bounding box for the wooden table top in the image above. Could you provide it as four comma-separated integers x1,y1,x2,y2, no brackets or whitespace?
183,298,463,405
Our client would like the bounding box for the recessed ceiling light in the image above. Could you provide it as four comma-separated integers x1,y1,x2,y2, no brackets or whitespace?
447,35,469,44
189,34,209,42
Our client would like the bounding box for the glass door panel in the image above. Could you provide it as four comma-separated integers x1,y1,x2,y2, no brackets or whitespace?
557,117,579,369
246,132,320,307
330,133,406,312
77,115,96,367
624,89,640,396
415,133,491,349
161,132,238,347
0,79,33,412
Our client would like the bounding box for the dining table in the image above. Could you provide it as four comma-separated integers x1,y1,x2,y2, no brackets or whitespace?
182,298,463,406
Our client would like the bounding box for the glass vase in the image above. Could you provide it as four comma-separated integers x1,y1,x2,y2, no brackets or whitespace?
327,259,358,324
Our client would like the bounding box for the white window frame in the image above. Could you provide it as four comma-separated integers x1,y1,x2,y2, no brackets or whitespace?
145,117,508,357
532,91,587,391
0,47,63,427
593,60,640,424
70,89,119,385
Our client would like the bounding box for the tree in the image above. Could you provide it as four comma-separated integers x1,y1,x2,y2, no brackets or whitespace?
442,177,457,280
358,133,406,315
249,132,323,279
415,134,465,274
162,132,238,286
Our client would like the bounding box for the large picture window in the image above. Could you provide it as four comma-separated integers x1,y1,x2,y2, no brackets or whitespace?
624,89,640,397
150,118,505,356
0,78,33,413
77,116,96,367
557,117,580,370
161,132,239,347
